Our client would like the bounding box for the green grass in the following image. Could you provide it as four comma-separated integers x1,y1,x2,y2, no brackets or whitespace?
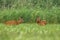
0,23,60,40
0,7,60,23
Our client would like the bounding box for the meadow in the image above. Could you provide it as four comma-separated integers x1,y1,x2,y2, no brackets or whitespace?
0,7,60,40
0,23,60,40
0,0,60,40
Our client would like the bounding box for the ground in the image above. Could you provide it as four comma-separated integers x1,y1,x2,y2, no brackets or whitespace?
0,23,60,40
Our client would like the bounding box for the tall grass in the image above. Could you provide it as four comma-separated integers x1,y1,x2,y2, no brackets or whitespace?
0,0,60,9
0,7,60,23
0,0,60,23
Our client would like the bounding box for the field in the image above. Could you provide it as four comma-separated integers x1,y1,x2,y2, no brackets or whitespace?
0,0,60,40
0,23,60,40
0,8,60,40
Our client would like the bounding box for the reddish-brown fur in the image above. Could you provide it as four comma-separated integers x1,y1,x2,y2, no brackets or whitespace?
36,17,47,26
5,20,18,25
39,20,47,26
5,17,24,25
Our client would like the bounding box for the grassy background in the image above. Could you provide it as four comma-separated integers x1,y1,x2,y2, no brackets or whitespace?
0,0,60,23
0,23,60,40
0,7,60,23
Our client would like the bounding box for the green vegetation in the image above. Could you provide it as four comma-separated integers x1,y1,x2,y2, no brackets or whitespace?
0,7,60,23
0,0,60,9
0,0,60,23
0,23,60,40
0,0,60,40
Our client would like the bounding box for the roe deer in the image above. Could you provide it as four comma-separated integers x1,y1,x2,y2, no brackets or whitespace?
36,17,47,26
5,17,24,25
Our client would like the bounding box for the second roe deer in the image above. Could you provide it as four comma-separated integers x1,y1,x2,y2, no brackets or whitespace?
36,17,47,26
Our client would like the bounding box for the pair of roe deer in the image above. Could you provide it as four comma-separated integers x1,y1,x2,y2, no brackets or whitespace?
5,17,47,26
